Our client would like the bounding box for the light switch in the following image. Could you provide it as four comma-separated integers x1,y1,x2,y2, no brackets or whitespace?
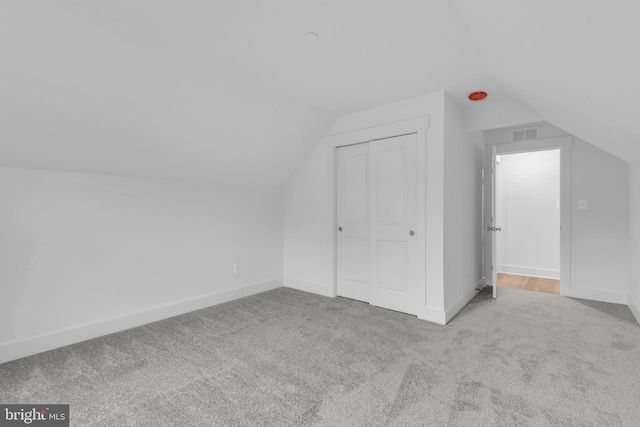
578,200,588,210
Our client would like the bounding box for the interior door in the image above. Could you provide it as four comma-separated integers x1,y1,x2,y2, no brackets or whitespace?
491,145,498,299
336,143,370,302
369,134,418,314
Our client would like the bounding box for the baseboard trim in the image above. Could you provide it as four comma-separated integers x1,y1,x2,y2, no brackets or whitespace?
418,308,446,325
0,278,283,365
284,277,334,297
628,294,640,326
500,265,560,280
445,279,483,323
562,286,627,305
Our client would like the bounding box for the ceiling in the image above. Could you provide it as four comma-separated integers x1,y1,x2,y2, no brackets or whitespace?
1,0,638,186
66,0,501,113
454,0,640,163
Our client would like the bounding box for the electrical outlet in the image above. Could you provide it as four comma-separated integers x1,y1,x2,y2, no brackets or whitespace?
233,264,240,275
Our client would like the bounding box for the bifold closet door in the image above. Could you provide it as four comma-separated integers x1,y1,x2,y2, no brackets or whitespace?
336,143,370,302
337,134,418,315
369,134,418,315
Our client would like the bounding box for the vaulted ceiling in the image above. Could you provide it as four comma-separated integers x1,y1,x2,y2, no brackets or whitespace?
1,1,638,187
454,0,640,163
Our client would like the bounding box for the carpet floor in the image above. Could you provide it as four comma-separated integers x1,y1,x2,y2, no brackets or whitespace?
1,287,639,426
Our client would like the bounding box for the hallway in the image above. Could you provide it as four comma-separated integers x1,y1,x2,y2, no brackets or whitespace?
497,273,560,295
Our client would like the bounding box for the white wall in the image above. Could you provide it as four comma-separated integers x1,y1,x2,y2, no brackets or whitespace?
283,143,334,296
463,99,543,132
443,95,485,320
570,139,629,302
284,92,449,321
485,121,569,143
485,122,630,304
629,163,640,324
0,167,284,363
284,91,485,324
498,150,560,279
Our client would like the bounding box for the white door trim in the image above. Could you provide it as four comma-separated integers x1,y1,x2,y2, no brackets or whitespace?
327,116,428,314
487,136,572,294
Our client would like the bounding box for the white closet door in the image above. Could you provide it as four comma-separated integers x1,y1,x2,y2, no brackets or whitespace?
369,134,418,315
336,143,370,302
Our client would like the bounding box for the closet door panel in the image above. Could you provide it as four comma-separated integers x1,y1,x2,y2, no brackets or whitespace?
369,134,418,315
336,143,370,302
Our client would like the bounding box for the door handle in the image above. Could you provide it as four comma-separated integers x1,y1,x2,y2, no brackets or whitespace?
487,226,502,231
338,226,343,232
409,230,415,236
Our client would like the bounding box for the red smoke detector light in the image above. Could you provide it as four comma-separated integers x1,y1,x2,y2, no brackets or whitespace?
468,91,488,101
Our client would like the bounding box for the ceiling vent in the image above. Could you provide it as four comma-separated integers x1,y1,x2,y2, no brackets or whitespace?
512,127,538,142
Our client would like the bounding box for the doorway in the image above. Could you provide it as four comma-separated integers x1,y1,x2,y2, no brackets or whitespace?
485,136,572,298
495,149,560,295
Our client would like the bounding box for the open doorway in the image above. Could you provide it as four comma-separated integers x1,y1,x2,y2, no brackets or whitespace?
495,149,560,295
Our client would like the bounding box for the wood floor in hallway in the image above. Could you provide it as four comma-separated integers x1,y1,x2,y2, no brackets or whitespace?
497,273,560,295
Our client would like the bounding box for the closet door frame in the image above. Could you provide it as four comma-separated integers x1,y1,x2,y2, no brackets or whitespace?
326,116,429,315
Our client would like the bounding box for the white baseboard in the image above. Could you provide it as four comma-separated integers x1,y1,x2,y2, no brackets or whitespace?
0,278,283,365
628,294,640,326
418,307,446,325
419,279,483,325
500,264,560,280
284,277,334,297
445,279,483,323
562,286,628,305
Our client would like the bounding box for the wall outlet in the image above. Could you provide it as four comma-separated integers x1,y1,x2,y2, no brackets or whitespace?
233,264,240,275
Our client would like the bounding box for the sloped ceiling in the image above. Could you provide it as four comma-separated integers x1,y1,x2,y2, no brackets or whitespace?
0,1,336,187
65,0,500,113
1,1,637,185
454,0,640,163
